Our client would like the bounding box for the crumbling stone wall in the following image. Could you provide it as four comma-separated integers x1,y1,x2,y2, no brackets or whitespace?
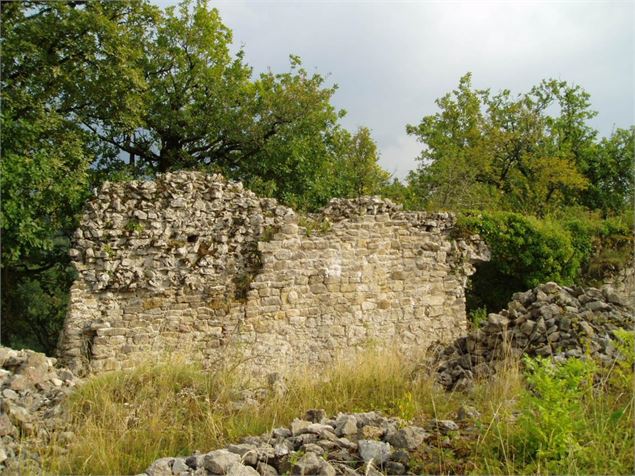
58,172,488,375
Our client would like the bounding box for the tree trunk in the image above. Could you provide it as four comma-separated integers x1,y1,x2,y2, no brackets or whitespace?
158,138,180,172
1,266,15,346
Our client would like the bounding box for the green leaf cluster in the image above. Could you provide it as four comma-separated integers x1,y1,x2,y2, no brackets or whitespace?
457,211,633,311
511,357,596,473
405,73,633,217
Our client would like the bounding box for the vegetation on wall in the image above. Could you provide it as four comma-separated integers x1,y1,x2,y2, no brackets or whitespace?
456,211,633,311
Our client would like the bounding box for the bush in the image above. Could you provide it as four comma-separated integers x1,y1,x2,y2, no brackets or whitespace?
469,306,488,328
513,357,595,473
564,214,633,283
479,354,635,475
457,210,633,312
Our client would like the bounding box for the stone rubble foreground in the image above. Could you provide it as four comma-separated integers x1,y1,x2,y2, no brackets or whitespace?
0,347,79,473
140,409,472,476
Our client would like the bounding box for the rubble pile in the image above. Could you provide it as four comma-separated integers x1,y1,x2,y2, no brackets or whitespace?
434,282,634,390
0,347,79,472
142,409,475,476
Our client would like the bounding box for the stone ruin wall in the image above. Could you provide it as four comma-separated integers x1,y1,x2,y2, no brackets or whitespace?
58,171,489,375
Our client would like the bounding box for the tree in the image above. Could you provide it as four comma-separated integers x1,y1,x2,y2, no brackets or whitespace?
332,127,390,198
74,0,347,208
1,0,157,351
405,73,596,215
1,0,390,351
579,127,634,215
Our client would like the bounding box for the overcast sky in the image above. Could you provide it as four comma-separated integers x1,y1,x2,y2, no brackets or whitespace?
154,0,634,179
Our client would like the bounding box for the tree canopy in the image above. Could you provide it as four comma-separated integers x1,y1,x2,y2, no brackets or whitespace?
406,73,633,216
0,0,390,352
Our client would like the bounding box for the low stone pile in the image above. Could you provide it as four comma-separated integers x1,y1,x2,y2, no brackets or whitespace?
142,409,472,476
0,346,78,472
434,282,634,390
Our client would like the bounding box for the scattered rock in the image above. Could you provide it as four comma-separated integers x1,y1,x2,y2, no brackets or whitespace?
146,457,174,476
204,449,242,474
433,282,633,390
357,440,391,465
291,418,312,436
385,426,429,450
335,414,357,437
0,346,79,473
456,405,481,421
292,451,335,476
226,463,260,476
425,419,459,435
256,462,278,476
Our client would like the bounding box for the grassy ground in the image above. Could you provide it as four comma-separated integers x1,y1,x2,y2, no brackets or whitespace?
42,341,634,475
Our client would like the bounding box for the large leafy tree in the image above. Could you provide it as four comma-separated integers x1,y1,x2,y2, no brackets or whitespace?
1,0,158,352
79,0,349,211
405,74,605,216
1,0,389,351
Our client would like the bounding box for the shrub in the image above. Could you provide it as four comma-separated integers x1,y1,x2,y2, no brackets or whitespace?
469,306,488,328
457,210,633,312
564,214,633,283
607,329,635,394
512,357,595,473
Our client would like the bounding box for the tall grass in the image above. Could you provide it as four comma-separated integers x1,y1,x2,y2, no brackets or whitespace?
42,345,634,475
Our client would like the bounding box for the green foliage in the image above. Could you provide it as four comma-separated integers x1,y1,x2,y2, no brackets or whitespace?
608,330,635,394
458,210,633,311
580,127,635,215
395,391,417,421
513,357,595,472
297,215,332,237
124,220,145,234
565,213,634,283
460,211,582,286
0,1,124,350
469,307,488,328
458,211,580,310
406,73,631,217
476,353,634,475
379,178,422,210
1,262,76,354
331,127,391,198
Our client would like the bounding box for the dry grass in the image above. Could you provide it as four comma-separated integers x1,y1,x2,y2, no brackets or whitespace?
44,349,457,474
41,346,633,475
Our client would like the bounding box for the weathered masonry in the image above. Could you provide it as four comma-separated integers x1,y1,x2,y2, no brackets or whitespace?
58,172,489,375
